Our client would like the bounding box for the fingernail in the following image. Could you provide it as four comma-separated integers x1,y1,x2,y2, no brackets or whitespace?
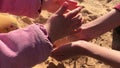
76,7,81,12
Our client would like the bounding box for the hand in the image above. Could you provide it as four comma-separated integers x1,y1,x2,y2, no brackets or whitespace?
45,2,82,43
42,0,79,13
51,40,90,61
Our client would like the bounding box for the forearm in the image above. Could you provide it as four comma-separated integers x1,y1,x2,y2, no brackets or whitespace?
81,43,120,67
80,9,120,40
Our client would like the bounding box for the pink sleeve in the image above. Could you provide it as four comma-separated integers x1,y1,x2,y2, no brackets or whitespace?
0,24,52,68
114,4,120,12
0,0,42,18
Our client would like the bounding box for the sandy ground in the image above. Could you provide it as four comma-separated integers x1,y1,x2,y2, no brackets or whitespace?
32,0,120,68
1,0,119,68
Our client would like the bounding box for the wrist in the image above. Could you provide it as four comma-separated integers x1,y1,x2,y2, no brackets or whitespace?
81,22,112,40
44,23,60,43
72,41,93,55
80,24,98,40
48,34,60,43
72,26,91,41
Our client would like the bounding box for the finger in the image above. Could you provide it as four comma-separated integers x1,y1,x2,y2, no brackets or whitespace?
73,22,82,30
71,15,82,26
66,7,82,19
73,27,82,34
72,23,82,32
71,17,83,33
73,14,81,20
55,2,69,15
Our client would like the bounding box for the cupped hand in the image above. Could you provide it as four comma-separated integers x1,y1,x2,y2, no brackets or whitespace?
51,40,89,61
45,2,83,43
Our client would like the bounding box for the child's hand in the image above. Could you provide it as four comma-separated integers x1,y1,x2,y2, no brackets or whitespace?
45,2,82,43
42,0,80,13
51,40,89,61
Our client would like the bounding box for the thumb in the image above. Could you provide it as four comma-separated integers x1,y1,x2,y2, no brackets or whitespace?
55,2,69,15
